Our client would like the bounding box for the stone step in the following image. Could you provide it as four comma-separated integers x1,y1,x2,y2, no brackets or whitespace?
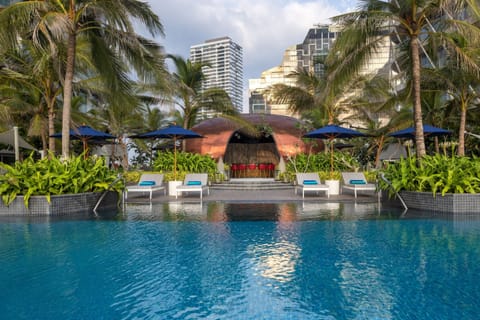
211,178,293,190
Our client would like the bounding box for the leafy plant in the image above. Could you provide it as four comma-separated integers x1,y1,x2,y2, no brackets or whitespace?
318,171,341,181
0,154,124,207
153,151,216,181
379,155,480,196
286,152,359,176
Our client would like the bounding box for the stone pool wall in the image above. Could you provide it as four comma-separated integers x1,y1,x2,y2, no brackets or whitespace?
399,191,480,213
0,191,120,216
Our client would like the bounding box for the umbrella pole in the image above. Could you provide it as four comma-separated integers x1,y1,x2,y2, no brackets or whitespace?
173,136,177,180
83,139,87,159
330,139,334,176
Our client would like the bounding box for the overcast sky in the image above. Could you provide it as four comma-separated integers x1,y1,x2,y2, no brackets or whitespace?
145,0,355,109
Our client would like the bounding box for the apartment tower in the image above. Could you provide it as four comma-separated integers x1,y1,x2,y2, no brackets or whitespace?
190,37,243,117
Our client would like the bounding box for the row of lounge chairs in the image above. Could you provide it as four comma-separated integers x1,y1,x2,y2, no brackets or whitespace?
295,171,377,199
125,173,209,203
125,171,376,203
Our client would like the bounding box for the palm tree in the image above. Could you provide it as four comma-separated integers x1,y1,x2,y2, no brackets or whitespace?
129,104,171,168
0,0,165,159
268,65,351,126
166,54,244,149
424,64,480,155
419,89,454,153
345,74,411,167
0,42,62,153
331,0,480,158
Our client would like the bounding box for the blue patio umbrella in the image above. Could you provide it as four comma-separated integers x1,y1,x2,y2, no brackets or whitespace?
51,125,116,155
303,124,369,174
389,124,452,138
130,125,203,179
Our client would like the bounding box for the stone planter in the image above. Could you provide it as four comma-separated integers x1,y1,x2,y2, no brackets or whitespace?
168,181,183,196
399,191,480,213
0,191,119,216
325,179,340,195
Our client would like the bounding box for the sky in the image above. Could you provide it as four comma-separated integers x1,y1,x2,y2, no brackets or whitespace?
145,0,355,110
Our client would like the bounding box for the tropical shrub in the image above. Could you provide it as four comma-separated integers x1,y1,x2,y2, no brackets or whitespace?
153,151,216,180
0,154,124,207
379,155,480,196
318,171,341,181
122,170,142,184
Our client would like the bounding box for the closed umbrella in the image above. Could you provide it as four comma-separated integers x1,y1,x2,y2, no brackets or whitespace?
130,125,203,180
303,125,368,174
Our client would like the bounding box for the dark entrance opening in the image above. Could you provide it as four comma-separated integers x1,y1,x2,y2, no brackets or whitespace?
224,130,280,178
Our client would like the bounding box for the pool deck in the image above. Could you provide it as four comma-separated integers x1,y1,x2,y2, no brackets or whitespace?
124,186,381,205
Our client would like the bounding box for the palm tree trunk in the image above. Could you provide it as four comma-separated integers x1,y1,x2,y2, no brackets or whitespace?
374,135,385,168
48,98,56,154
182,118,189,151
62,30,76,159
411,36,426,158
119,137,129,170
41,131,47,157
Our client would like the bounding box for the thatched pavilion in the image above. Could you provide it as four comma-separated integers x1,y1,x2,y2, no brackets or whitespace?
185,114,323,178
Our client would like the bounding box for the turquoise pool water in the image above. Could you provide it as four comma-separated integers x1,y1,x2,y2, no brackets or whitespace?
1,202,480,319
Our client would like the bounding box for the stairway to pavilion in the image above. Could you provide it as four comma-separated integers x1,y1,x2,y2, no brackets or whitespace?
210,178,293,191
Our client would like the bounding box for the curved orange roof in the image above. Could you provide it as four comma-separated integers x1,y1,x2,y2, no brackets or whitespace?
185,114,323,159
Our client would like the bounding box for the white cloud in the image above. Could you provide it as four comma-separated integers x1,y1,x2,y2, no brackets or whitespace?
146,0,351,109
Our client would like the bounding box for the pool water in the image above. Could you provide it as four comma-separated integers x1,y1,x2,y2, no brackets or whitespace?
1,202,480,319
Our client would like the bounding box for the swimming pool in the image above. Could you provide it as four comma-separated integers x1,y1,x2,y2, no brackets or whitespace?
1,202,479,319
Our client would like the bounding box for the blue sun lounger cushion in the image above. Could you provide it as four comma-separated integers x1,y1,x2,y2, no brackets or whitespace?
349,179,366,185
187,180,202,186
303,180,318,185
139,180,156,186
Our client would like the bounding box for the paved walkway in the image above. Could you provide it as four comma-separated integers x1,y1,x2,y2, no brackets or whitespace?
125,186,381,204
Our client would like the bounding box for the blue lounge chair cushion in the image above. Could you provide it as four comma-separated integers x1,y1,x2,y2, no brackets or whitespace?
303,180,318,185
187,180,202,186
349,179,366,185
139,180,156,186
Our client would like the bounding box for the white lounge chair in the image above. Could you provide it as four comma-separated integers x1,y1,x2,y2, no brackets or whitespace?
175,173,210,199
295,172,329,198
125,173,166,202
341,172,377,198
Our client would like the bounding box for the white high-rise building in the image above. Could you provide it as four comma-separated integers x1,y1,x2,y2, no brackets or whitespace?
190,37,243,117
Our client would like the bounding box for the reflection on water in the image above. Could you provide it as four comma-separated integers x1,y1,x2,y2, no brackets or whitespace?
3,201,480,319
250,240,300,283
123,201,402,222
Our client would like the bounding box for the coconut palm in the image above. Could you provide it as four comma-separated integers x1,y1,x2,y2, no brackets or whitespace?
0,0,165,159
423,64,480,155
0,42,62,153
166,54,248,151
344,73,411,167
167,54,241,128
268,65,351,126
419,89,455,153
331,0,480,158
129,104,171,168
